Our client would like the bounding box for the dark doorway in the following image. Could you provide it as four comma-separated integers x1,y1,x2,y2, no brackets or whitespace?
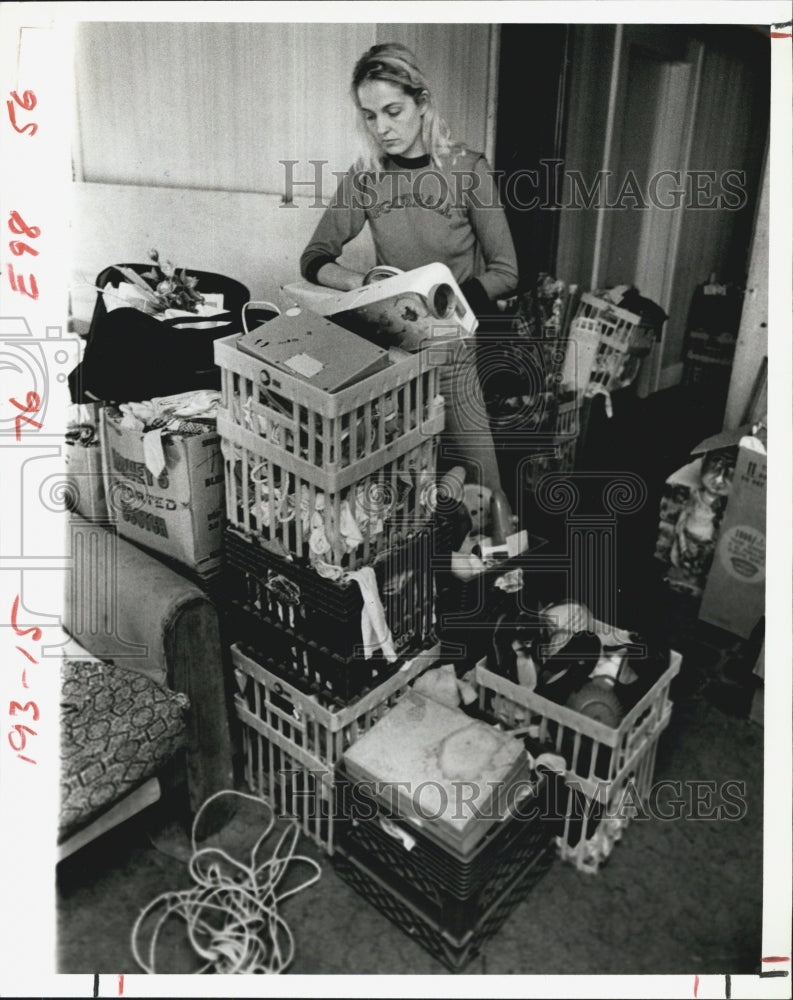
494,24,571,291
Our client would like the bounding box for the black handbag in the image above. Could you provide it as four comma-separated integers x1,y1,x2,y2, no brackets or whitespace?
69,264,250,403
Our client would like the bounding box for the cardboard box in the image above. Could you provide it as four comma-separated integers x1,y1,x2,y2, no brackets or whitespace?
698,439,766,639
65,403,108,521
100,408,225,576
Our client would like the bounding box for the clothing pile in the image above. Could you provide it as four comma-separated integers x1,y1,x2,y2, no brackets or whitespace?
221,448,436,567
115,389,221,481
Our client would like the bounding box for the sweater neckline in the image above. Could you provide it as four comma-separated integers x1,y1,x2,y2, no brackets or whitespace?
387,152,431,170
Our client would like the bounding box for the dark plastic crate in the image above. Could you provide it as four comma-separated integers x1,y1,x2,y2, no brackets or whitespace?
333,841,556,971
334,762,559,898
223,523,436,661
226,607,413,707
335,775,555,939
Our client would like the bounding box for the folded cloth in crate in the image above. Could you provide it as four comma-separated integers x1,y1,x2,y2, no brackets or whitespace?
59,657,189,842
310,558,399,662
346,566,398,663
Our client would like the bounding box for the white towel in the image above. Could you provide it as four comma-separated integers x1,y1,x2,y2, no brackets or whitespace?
346,566,398,663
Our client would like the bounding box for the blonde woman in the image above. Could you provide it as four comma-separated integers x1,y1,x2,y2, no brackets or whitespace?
301,43,518,491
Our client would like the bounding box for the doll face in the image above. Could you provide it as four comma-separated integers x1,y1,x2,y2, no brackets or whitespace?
701,449,736,497
357,79,426,159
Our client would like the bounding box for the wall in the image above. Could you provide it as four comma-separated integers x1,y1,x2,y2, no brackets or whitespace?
724,148,768,429
69,181,376,321
70,21,496,324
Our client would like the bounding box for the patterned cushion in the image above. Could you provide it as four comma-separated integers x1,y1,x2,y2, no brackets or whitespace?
59,658,189,841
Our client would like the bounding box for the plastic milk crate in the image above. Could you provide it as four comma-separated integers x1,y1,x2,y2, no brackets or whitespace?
224,611,407,709
562,293,656,396
231,642,439,854
223,522,435,664
333,761,559,940
333,842,556,972
214,333,445,568
475,650,681,873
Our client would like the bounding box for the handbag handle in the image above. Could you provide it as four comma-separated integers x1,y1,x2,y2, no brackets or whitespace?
243,300,281,335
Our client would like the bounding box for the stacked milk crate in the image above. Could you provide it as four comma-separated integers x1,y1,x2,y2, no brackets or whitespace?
213,310,446,845
332,689,561,970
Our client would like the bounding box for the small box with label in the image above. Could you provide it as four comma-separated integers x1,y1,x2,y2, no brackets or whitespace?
699,437,766,639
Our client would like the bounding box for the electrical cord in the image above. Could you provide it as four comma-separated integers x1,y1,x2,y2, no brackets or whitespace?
131,790,322,974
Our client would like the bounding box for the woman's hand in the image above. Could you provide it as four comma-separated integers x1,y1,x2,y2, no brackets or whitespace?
315,262,366,291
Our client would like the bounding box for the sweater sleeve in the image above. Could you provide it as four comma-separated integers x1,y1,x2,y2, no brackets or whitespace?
464,155,518,301
299,167,368,282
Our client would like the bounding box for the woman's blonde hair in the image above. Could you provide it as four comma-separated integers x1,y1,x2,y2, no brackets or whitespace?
351,43,452,169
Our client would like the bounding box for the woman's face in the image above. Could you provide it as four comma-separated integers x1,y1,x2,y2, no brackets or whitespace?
357,79,426,158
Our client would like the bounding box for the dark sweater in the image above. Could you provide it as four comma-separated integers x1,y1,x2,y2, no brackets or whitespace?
299,148,518,310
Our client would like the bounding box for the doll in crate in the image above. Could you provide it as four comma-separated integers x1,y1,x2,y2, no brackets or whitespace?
667,446,736,593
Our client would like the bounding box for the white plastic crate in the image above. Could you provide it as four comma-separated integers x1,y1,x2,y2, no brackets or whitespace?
215,334,444,566
215,333,444,472
231,642,439,854
555,710,671,873
476,650,681,872
562,293,656,396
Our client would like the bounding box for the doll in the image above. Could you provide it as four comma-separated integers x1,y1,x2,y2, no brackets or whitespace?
669,447,736,590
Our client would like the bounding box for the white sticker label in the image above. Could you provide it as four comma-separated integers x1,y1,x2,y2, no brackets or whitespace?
718,524,765,582
284,352,324,378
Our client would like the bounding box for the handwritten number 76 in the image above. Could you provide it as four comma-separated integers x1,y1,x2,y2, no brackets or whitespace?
9,392,42,440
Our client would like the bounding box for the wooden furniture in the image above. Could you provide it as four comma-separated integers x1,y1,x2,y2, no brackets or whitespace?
58,776,162,862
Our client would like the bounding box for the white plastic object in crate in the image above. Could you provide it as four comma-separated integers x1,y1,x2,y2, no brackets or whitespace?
232,642,440,854
475,650,681,871
561,293,656,396
281,263,478,349
215,333,444,566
